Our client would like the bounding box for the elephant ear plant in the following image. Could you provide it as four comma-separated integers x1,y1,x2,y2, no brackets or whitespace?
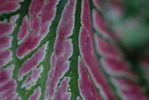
0,0,149,100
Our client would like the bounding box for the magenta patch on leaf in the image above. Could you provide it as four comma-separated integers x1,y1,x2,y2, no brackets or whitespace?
41,0,58,23
29,87,41,100
0,22,15,36
2,89,16,100
78,58,102,100
0,0,21,14
0,51,12,68
0,80,15,92
16,35,40,58
55,78,70,100
112,78,147,100
18,45,46,80
0,36,12,51
0,80,16,99
17,16,30,44
29,0,45,17
56,0,75,38
0,69,10,85
45,0,75,99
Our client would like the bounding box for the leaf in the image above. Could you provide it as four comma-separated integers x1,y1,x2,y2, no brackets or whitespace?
0,0,149,100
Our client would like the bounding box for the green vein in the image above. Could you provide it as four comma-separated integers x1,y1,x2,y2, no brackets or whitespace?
36,0,69,99
63,0,83,100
